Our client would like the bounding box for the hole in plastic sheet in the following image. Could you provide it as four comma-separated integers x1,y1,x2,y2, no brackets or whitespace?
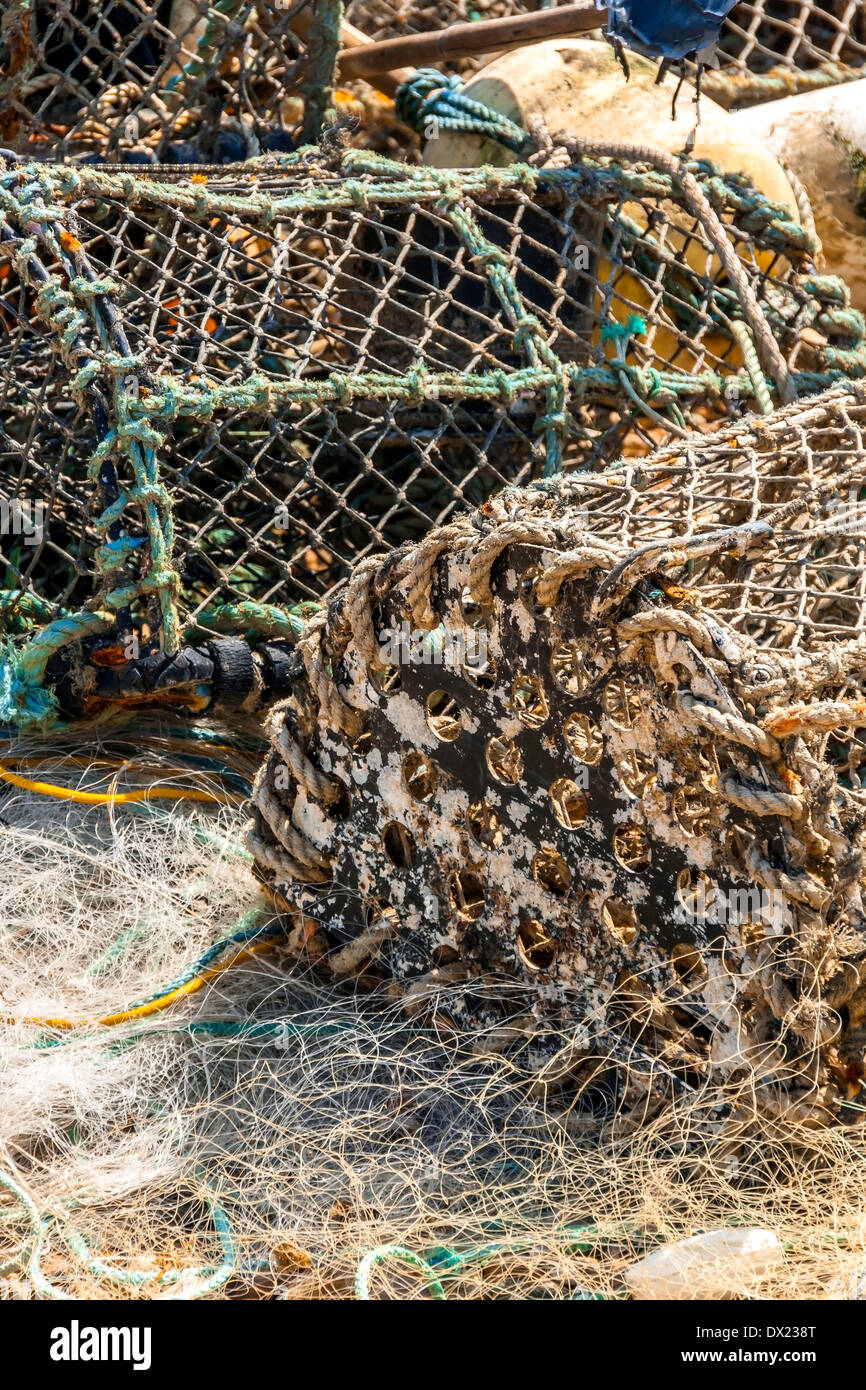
616,749,656,798
673,783,713,837
563,711,603,764
602,897,639,945
549,777,588,830
671,941,708,987
612,823,652,872
460,584,488,629
520,565,554,617
463,650,497,689
467,800,505,849
365,898,399,930
328,778,352,819
512,672,549,728
425,689,463,742
486,735,524,784
371,664,402,695
448,870,486,922
518,918,558,972
351,726,373,756
676,868,718,922
402,751,437,803
532,847,572,897
382,821,414,868
551,640,592,695
602,675,642,729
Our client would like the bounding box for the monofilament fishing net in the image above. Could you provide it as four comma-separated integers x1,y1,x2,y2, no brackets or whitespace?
3,729,865,1300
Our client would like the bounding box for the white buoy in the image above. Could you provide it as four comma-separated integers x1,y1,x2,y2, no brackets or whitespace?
425,39,799,221
625,1228,785,1300
732,80,866,312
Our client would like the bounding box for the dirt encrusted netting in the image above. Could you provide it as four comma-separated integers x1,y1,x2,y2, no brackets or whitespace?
251,379,866,1132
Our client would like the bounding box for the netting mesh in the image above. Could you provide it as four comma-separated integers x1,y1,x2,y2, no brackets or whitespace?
345,0,866,102
1,149,863,710
716,0,866,80
4,0,866,171
0,0,331,162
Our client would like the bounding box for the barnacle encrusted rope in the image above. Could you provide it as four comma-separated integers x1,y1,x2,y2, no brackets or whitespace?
249,379,866,1118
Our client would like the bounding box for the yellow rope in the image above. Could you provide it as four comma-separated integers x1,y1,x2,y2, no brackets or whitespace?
0,759,238,806
7,941,279,1031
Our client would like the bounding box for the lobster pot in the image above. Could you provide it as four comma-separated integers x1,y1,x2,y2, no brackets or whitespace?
251,380,866,1120
1,149,863,681
0,0,318,162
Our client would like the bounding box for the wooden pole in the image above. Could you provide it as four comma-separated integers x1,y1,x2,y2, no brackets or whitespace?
336,3,608,84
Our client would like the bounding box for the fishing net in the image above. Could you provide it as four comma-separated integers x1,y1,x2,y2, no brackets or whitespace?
1,728,866,1299
250,377,866,1126
0,0,351,163
1,145,863,733
3,0,866,1305
5,0,865,170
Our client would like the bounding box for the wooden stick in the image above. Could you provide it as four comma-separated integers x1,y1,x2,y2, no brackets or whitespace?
337,3,608,84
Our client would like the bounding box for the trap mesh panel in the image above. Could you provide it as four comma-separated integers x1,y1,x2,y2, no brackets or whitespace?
343,0,564,41
707,0,866,104
0,0,329,162
251,379,866,1121
1,148,864,720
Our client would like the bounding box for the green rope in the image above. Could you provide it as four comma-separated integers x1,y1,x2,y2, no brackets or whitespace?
300,0,344,145
163,0,254,103
395,69,528,154
355,1244,447,1300
729,321,773,416
0,1165,236,1297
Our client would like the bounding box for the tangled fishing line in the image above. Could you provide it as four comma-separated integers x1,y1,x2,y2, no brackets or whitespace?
0,722,863,1300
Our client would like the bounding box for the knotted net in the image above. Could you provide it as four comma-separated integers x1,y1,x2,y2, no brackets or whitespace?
0,0,346,162
0,145,863,733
